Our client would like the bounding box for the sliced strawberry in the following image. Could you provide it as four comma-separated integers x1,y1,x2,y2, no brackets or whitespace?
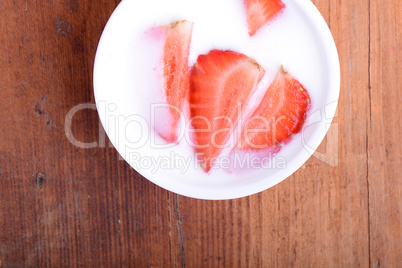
236,66,311,151
189,50,265,172
154,20,193,143
245,0,285,36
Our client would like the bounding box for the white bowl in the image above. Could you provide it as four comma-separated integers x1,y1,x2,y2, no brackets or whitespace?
94,0,340,200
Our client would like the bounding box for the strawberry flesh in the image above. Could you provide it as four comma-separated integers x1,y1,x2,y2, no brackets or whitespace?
245,0,285,36
154,20,193,143
236,66,311,151
189,50,265,172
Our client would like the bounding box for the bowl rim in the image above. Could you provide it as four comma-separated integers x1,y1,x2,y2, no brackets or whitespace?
93,0,341,200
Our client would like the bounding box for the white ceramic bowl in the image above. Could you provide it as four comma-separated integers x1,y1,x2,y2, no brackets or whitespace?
94,0,340,200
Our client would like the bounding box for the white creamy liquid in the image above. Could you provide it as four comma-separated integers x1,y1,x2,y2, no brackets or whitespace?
101,0,327,187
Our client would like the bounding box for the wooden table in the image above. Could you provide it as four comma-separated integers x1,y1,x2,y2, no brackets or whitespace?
0,0,400,267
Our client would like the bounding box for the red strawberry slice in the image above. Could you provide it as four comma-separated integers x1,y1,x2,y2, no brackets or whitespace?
154,20,193,143
189,50,265,172
236,66,311,151
245,0,286,36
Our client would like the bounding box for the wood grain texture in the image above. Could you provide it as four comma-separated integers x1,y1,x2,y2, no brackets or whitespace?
368,0,401,267
0,0,400,267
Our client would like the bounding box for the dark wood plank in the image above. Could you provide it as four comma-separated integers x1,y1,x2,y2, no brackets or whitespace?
0,0,180,267
0,0,400,267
